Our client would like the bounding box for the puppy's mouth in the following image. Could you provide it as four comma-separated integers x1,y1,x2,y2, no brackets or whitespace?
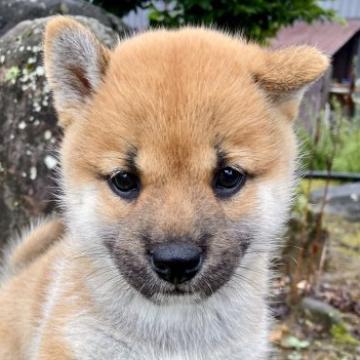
162,284,197,296
172,289,189,296
170,287,193,295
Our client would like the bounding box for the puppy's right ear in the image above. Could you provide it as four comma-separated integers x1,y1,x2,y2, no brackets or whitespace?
44,17,110,127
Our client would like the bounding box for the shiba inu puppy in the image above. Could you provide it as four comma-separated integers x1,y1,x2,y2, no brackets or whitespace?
0,17,328,359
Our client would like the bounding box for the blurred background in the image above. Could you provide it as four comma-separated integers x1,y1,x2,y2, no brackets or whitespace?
0,1,359,359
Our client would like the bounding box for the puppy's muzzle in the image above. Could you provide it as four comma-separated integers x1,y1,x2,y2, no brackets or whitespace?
150,243,203,284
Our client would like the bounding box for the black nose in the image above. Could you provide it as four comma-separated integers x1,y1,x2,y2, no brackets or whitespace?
150,243,203,284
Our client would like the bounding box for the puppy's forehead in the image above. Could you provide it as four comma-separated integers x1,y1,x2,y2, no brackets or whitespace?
81,29,285,175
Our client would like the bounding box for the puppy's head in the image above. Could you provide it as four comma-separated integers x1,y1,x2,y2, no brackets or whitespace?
44,17,328,302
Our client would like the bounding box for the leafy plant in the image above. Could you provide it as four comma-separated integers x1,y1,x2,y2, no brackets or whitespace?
147,0,336,43
86,0,336,43
285,105,351,304
299,112,360,173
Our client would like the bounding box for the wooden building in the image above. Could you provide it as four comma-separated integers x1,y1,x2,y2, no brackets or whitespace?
272,19,360,130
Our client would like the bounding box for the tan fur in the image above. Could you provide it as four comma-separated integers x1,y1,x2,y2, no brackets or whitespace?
8,218,65,273
0,17,329,359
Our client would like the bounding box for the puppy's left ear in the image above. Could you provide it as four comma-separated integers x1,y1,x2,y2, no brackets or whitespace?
254,46,329,120
44,16,111,127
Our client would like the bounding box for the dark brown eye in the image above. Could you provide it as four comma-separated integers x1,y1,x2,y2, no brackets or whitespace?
109,171,140,200
213,167,246,198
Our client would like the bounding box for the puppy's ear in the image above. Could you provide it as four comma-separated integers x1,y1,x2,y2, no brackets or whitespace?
254,46,329,120
44,16,110,127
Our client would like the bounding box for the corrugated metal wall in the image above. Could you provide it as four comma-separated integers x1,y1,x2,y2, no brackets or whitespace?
322,0,360,18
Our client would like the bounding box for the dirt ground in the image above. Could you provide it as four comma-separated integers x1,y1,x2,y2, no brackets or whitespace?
272,214,360,359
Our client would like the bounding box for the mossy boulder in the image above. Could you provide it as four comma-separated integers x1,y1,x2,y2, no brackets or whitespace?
0,16,119,245
0,0,128,36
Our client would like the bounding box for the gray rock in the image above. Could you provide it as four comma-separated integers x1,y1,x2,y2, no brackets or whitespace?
0,16,118,245
0,0,129,36
300,297,342,330
310,183,360,221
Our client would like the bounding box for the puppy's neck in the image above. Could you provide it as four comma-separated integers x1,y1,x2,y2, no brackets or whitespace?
72,244,270,357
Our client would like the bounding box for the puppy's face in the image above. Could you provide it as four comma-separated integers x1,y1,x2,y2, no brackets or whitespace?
44,18,328,302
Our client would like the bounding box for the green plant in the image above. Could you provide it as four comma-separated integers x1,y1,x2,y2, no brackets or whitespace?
285,100,360,305
86,0,336,44
299,114,360,173
147,0,336,43
333,124,360,172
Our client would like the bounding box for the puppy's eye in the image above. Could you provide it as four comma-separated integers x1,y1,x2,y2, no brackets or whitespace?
108,171,140,200
213,167,246,198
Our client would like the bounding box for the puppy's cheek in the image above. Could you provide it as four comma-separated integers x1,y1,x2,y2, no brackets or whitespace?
63,181,123,232
95,184,133,223
65,184,102,238
221,184,258,220
255,177,294,238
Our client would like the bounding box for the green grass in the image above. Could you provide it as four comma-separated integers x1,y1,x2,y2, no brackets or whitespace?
298,116,360,173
